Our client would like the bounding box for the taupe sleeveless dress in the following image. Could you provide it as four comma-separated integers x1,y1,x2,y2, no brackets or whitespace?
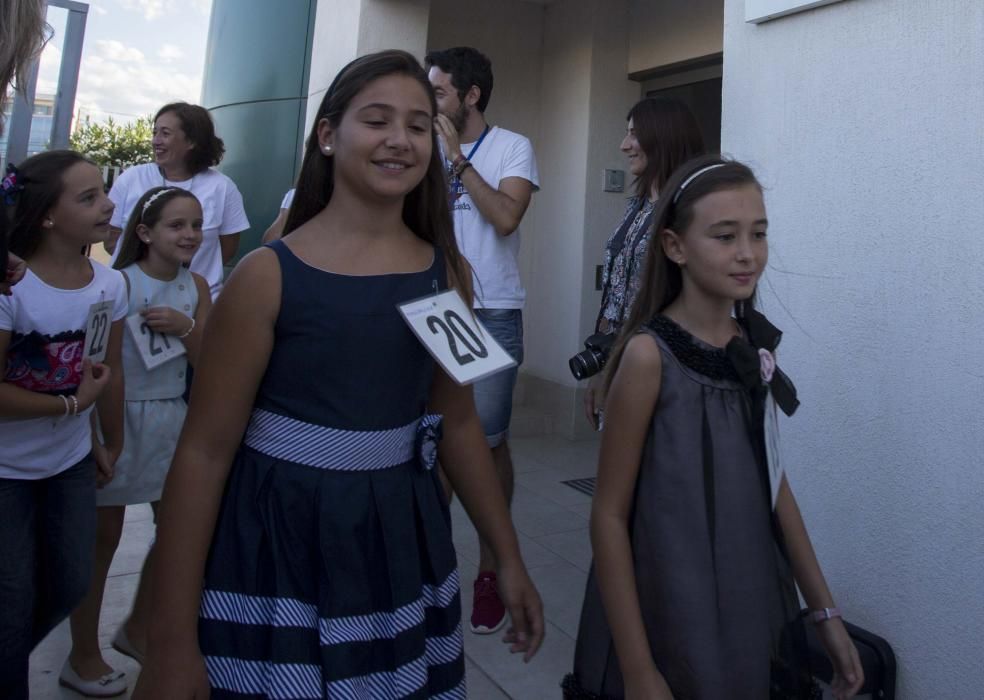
564,315,805,700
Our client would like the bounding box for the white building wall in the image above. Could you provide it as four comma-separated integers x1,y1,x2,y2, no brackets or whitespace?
306,0,431,135
722,1,984,697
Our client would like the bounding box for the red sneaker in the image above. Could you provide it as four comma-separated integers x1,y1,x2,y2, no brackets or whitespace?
470,571,507,634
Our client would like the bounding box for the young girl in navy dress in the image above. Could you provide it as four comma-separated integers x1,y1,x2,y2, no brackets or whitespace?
0,150,126,698
133,50,544,699
64,187,211,696
564,157,865,700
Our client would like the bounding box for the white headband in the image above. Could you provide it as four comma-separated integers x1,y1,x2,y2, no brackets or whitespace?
673,163,727,204
141,187,178,217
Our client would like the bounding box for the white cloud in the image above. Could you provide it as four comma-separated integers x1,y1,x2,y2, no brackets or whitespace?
36,44,63,96
94,39,145,62
117,0,168,21
92,5,108,15
158,43,184,61
75,38,201,123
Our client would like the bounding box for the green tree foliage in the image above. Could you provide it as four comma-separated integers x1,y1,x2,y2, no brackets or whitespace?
70,115,154,168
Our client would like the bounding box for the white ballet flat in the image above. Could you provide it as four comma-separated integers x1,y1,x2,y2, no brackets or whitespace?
58,658,127,697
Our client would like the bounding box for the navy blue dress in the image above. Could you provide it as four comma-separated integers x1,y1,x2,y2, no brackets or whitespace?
198,240,465,699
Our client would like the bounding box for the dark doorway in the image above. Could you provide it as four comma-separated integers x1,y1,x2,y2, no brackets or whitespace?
647,77,722,154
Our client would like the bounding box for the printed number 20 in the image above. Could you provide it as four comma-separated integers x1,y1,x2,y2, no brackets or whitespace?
427,311,488,366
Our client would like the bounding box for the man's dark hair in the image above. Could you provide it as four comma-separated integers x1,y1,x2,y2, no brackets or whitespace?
425,46,494,113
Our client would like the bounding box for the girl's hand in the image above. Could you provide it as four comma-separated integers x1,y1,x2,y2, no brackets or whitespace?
76,359,111,411
141,305,193,337
624,662,674,700
131,646,211,699
817,618,864,699
582,375,604,429
2,253,27,295
91,440,120,487
496,559,545,661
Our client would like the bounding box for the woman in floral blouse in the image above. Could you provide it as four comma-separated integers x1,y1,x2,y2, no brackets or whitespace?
584,97,706,427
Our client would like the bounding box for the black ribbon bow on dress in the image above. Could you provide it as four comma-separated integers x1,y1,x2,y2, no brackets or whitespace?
725,308,800,418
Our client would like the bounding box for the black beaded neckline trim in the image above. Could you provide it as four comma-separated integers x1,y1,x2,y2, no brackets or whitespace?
645,315,740,382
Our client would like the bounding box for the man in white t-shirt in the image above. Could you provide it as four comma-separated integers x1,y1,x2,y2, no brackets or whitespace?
427,46,539,636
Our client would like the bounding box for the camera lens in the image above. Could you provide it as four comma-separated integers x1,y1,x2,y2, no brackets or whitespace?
569,348,603,381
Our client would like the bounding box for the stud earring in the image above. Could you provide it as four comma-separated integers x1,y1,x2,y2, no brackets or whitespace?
44,219,54,228
323,145,333,155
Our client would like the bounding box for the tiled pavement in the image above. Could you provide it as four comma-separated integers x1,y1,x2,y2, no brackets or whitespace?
28,433,601,699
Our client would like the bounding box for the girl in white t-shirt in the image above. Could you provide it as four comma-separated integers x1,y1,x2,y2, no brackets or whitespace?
104,102,251,300
0,150,126,697
65,186,211,695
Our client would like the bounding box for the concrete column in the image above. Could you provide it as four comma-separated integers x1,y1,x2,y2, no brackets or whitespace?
305,0,431,134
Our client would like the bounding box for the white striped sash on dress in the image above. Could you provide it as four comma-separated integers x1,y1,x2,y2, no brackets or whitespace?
243,409,435,471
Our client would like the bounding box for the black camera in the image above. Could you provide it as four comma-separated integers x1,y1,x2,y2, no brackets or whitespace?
569,332,616,381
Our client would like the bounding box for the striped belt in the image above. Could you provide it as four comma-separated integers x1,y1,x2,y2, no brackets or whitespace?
243,409,443,471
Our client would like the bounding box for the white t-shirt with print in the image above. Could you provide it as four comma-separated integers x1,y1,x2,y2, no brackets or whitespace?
449,126,539,309
0,262,128,479
108,163,250,299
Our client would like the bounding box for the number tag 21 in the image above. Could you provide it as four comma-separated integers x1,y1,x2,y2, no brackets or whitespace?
398,289,516,386
125,313,186,370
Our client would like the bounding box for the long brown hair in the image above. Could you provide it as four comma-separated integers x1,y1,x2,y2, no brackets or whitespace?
604,156,763,390
7,150,95,259
283,50,473,303
0,0,48,134
628,97,706,198
113,186,200,270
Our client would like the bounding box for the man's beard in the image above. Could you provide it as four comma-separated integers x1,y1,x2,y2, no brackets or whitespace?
450,100,469,133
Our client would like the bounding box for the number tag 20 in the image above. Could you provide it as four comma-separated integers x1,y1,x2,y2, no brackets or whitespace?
398,290,516,386
125,314,186,370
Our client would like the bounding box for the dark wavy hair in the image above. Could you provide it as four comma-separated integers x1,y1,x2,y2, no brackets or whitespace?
424,46,494,113
628,97,706,199
284,49,473,304
154,102,225,175
113,186,201,270
604,156,763,390
6,150,96,259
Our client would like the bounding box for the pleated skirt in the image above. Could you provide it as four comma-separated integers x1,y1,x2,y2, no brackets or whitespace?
198,414,465,699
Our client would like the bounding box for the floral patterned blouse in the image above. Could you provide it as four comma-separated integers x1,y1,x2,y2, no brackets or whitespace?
597,196,657,334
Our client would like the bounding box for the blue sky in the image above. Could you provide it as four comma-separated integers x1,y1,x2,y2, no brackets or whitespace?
38,0,212,124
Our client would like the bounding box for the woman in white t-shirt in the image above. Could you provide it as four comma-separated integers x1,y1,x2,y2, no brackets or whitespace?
105,102,250,300
260,188,294,244
0,150,127,696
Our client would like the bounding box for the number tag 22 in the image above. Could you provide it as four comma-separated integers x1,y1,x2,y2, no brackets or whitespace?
83,300,114,363
398,289,516,386
125,313,186,370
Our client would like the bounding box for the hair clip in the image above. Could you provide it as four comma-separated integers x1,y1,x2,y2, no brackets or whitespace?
1,163,25,205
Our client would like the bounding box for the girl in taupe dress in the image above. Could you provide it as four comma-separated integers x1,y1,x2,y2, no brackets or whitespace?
564,157,864,700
